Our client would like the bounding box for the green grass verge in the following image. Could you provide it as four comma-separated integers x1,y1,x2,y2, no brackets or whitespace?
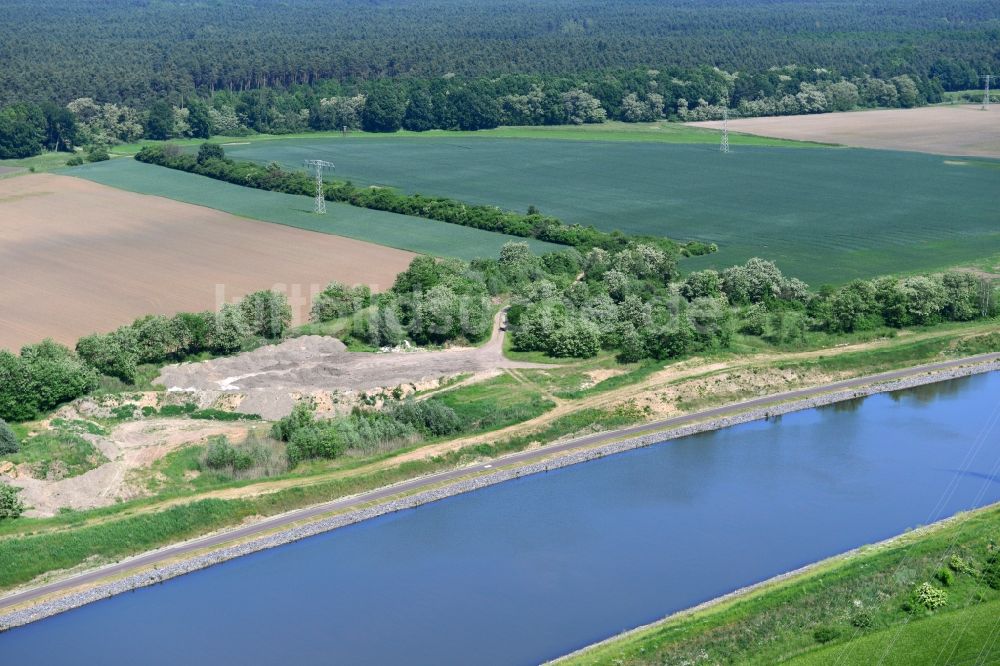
432,372,554,432
66,158,562,260
787,599,1000,665
562,505,1000,666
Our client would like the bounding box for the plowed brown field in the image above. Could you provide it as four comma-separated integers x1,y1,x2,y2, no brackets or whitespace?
689,105,1000,158
0,174,416,351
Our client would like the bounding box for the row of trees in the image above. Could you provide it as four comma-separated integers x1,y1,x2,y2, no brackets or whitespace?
77,291,291,384
0,64,958,159
317,242,998,364
137,143,707,257
0,291,291,422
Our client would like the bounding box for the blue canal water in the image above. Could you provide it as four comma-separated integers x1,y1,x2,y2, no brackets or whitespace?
3,372,1000,665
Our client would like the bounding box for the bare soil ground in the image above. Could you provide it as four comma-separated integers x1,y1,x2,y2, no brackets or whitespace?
5,419,258,516
156,312,551,419
688,105,1000,158
0,174,416,351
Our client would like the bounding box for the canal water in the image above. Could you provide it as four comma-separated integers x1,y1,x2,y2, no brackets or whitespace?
3,372,999,665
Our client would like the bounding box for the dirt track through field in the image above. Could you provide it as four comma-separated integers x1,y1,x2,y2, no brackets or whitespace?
689,105,1000,158
0,174,416,351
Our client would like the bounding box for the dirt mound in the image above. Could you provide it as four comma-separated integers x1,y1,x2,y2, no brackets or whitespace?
2,419,256,517
157,314,550,419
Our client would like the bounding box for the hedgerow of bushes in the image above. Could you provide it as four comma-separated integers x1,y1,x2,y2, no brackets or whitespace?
272,399,465,465
136,143,715,258
0,290,291,422
318,240,999,363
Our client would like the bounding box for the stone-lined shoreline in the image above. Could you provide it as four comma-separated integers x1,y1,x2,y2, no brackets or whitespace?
2,358,998,632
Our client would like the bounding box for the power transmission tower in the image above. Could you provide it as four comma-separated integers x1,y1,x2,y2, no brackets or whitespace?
304,159,335,214
720,105,730,154
982,75,994,110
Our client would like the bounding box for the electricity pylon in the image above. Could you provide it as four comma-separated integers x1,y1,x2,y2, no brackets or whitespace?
304,159,335,214
720,105,730,154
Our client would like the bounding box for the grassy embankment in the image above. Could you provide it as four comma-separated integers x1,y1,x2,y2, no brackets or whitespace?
560,503,1000,666
1,322,997,594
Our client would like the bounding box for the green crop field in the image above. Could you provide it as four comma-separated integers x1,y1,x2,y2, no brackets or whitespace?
222,135,1000,285
67,159,561,260
112,121,812,156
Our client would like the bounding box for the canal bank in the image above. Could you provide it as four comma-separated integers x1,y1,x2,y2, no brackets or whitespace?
2,355,999,637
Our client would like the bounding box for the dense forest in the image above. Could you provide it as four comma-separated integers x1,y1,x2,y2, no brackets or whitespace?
1,0,997,157
2,0,997,106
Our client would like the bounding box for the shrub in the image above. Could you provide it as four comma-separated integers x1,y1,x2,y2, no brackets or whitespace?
912,582,948,610
111,405,138,419
850,608,874,629
813,626,840,644
984,555,1000,590
934,567,954,586
85,145,110,162
240,290,292,339
76,329,139,384
211,303,252,353
0,483,24,519
190,408,261,421
0,419,18,455
388,400,462,437
740,302,768,335
1,343,96,422
0,351,36,422
196,142,225,164
202,432,285,478
948,554,975,575
311,282,372,321
287,425,347,464
204,436,236,469
159,403,197,417
66,154,84,166
271,402,315,442
20,340,98,411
